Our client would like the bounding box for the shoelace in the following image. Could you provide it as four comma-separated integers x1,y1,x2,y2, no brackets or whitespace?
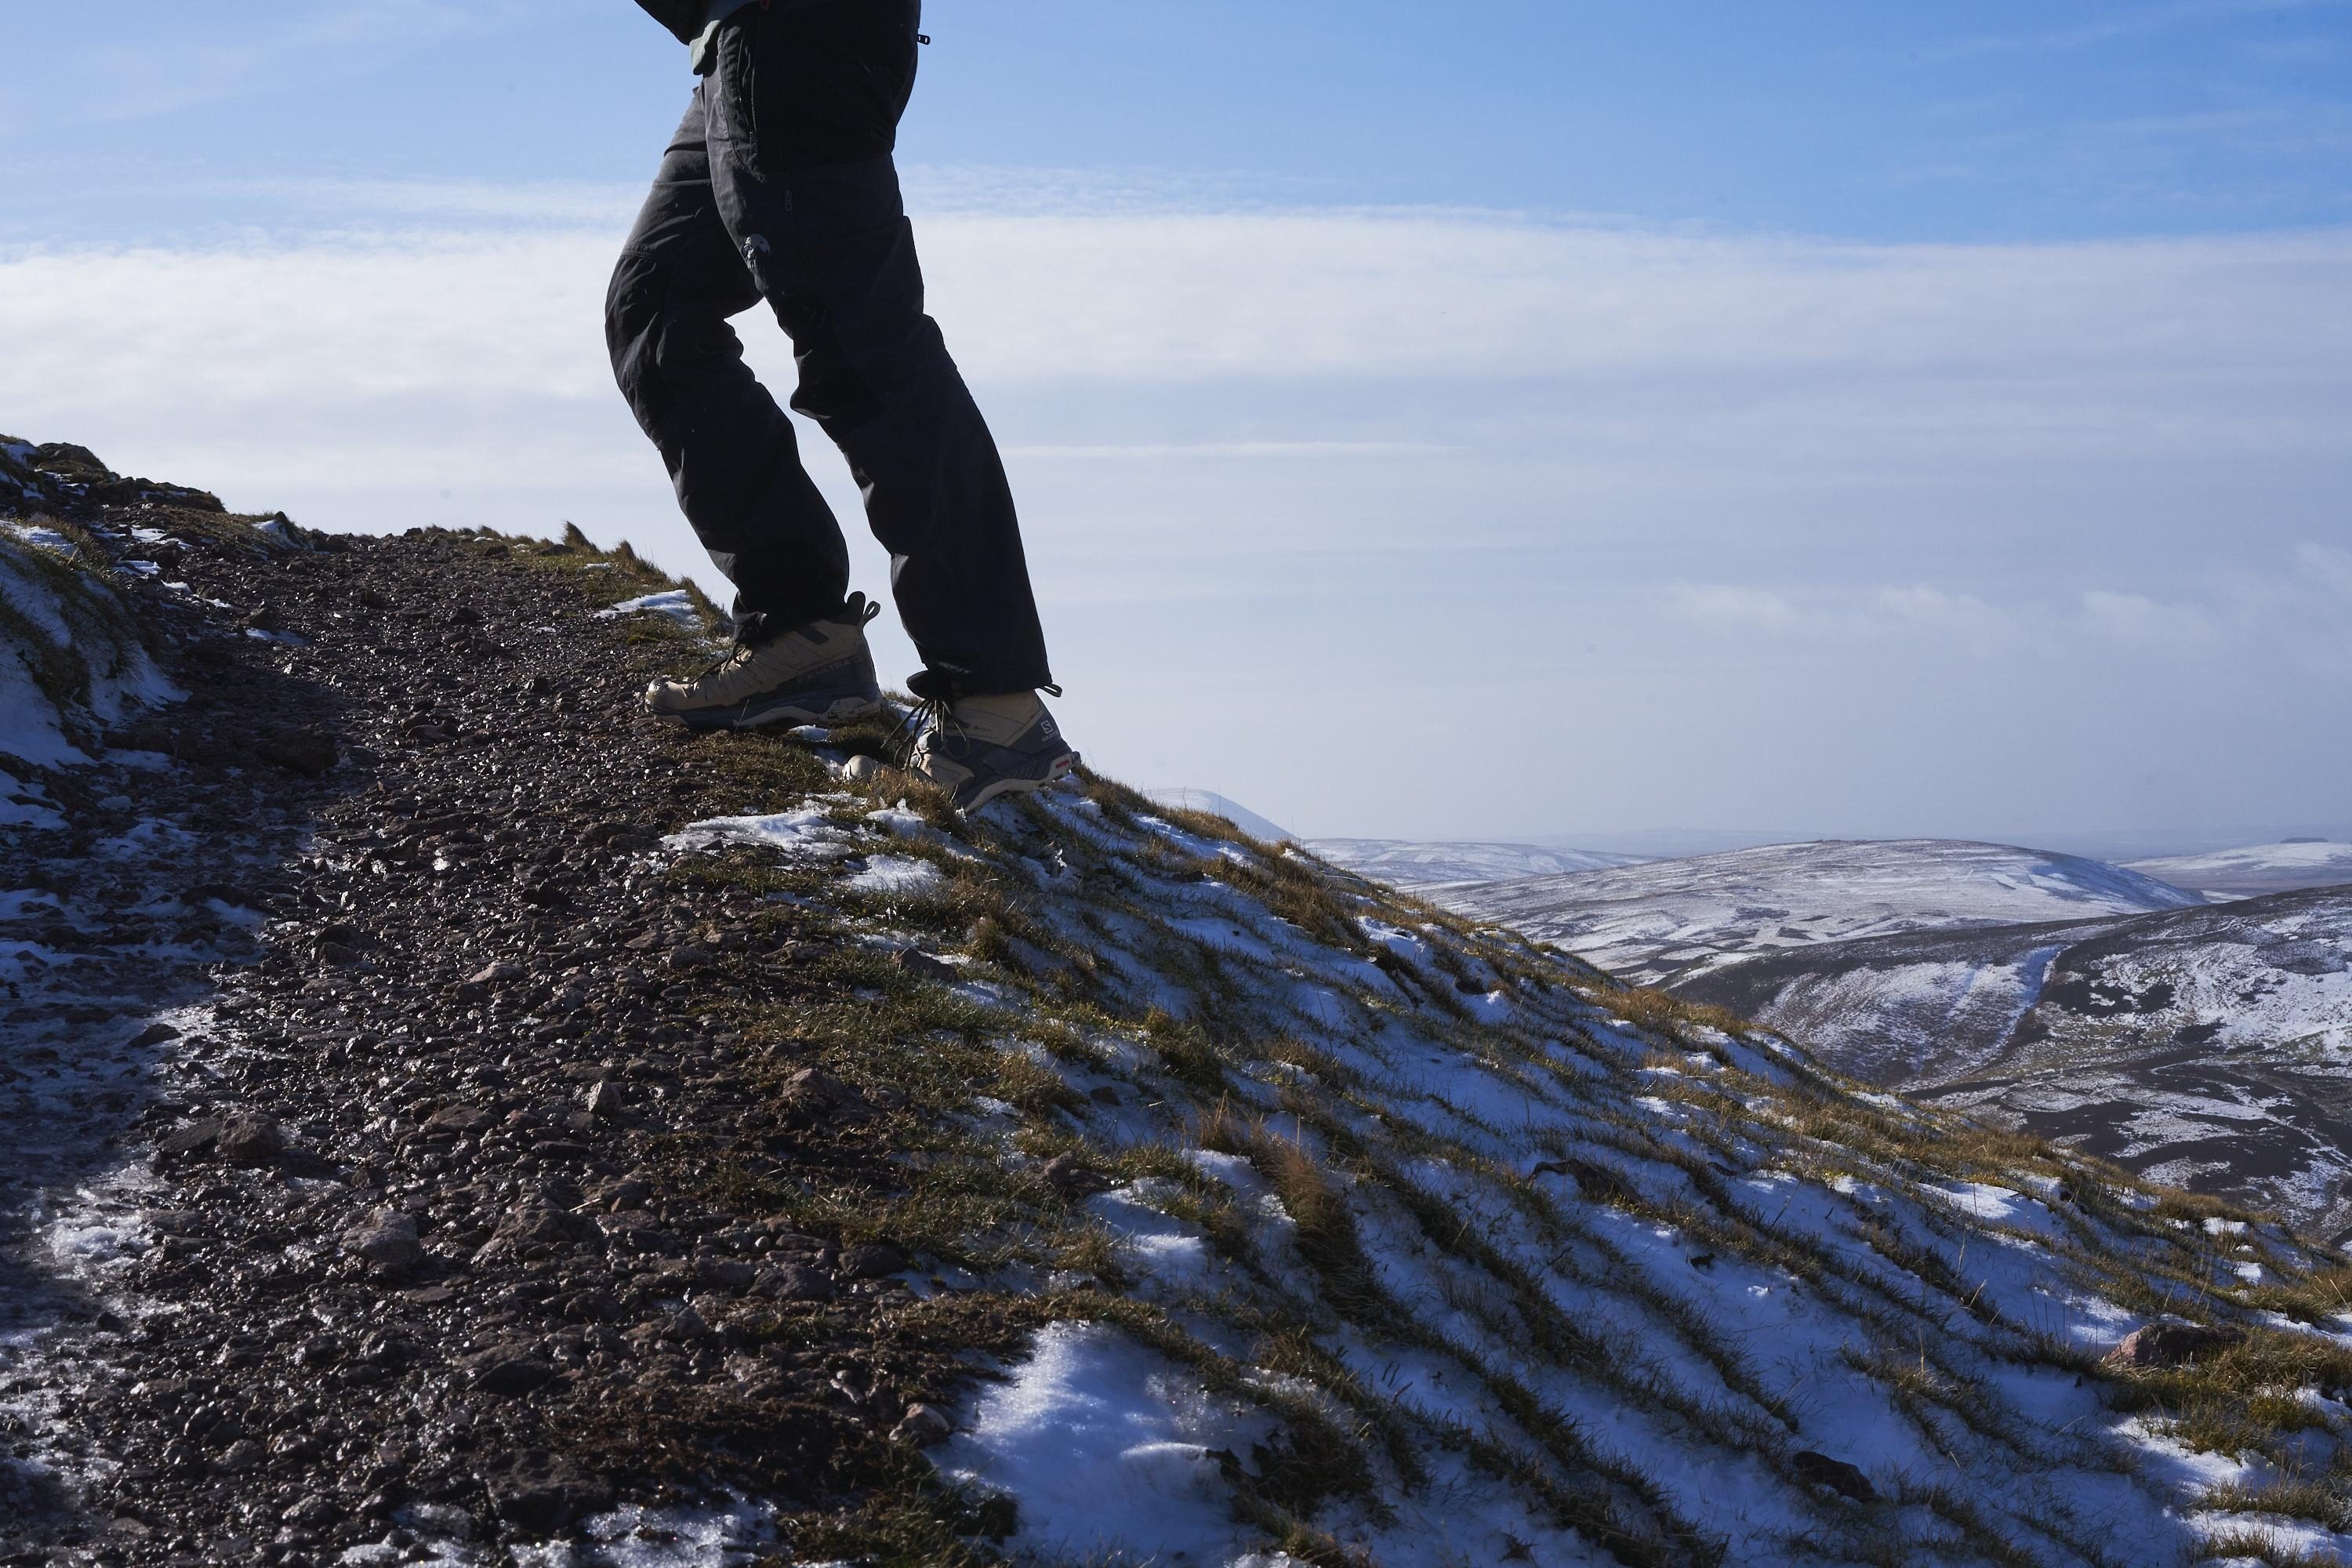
884,680,1059,769
888,695,962,769
682,640,759,686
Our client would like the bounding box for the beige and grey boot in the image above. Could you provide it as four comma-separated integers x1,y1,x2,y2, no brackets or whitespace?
644,595,884,730
902,688,1079,811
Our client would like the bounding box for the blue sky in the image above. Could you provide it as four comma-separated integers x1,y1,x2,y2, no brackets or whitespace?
8,1,2350,241
3,2,2349,844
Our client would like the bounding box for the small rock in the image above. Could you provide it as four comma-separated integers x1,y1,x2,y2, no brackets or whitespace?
217,1112,286,1165
342,1210,423,1275
781,1068,862,1123
750,1263,837,1302
154,1119,223,1160
561,1289,624,1324
840,1240,911,1280
1042,1155,1110,1199
840,753,885,783
2104,1322,2246,1369
583,1080,625,1121
590,1175,651,1211
695,1254,757,1293
281,1497,341,1530
404,1501,479,1541
477,1205,599,1259
1791,1450,1875,1502
890,1403,953,1446
293,1335,345,1370
660,1307,713,1342
465,1348,558,1398
269,1434,324,1468
256,727,339,777
891,948,957,982
421,1102,493,1136
478,1450,613,1534
214,1439,266,1474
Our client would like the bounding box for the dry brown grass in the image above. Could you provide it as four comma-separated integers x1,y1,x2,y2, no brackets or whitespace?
1596,985,1756,1042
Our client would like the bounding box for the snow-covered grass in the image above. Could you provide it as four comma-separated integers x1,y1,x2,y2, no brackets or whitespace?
653,751,2352,1566
0,517,180,769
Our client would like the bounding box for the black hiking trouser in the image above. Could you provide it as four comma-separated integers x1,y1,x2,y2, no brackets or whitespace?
606,0,1053,695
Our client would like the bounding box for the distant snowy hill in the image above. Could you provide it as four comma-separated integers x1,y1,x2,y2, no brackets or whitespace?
1684,887,2352,1237
1143,788,1294,844
1309,837,1648,887
2126,840,2352,899
1444,838,2203,987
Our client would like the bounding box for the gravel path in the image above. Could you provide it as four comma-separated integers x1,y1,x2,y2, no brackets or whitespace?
3,511,956,1566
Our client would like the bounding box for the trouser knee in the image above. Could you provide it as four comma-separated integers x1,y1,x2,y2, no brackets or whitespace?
608,250,752,441
606,252,663,423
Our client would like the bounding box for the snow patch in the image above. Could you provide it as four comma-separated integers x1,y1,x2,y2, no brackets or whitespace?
663,803,859,861
2,521,71,552
595,590,701,628
936,1321,1275,1566
845,855,945,896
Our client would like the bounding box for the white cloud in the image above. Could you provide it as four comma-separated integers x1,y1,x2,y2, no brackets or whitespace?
2080,590,2208,648
1664,564,2347,681
2,187,2347,836
1668,585,1802,631
2299,543,2352,599
74,1,554,122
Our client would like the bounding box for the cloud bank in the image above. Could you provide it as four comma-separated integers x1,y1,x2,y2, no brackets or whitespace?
2,187,2345,838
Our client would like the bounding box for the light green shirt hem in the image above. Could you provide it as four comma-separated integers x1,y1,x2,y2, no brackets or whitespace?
689,0,756,74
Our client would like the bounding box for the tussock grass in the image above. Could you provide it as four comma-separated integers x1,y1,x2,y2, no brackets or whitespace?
2194,1524,2349,1567
590,648,2343,1564
1592,985,1757,1043
2201,1473,2352,1534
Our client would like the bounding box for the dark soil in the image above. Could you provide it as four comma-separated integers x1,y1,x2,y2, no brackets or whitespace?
2,503,995,1565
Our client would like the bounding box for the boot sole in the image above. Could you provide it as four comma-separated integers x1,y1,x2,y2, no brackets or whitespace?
662,688,883,732
959,751,1080,812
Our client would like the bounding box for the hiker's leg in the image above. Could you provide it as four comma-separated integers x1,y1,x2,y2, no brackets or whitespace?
706,0,1053,695
605,84,853,638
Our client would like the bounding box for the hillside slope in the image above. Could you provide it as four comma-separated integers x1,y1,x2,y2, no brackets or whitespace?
1682,889,2352,1239
1312,840,1649,888
9,453,2352,1566
1446,839,2203,987
2127,841,2352,900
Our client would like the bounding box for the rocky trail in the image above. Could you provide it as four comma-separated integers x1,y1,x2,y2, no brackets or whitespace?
15,448,2352,1568
3,480,988,1564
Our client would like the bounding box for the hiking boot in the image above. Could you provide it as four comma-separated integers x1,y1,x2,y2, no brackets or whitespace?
643,595,883,729
902,689,1078,811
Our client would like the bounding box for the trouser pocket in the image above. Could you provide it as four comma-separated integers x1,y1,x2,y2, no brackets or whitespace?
708,13,762,174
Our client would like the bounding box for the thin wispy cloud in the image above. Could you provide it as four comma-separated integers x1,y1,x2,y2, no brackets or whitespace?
74,0,553,122
1673,559,2351,675
1923,0,2347,60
